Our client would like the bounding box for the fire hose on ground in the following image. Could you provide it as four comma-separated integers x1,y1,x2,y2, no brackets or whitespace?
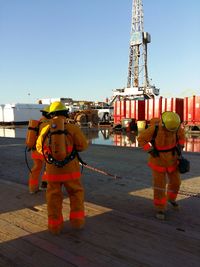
25,146,199,199
81,163,200,199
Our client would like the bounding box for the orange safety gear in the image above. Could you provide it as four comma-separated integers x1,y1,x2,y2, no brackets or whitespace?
36,114,88,233
28,115,50,193
161,111,181,132
46,179,85,234
25,120,40,149
29,154,45,193
36,116,88,181
50,116,67,161
137,118,185,214
49,101,67,113
152,169,181,211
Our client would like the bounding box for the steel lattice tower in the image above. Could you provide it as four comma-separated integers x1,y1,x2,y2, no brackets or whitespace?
127,0,150,90
110,0,159,104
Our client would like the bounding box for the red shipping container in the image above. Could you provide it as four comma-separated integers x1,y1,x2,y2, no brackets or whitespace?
125,100,145,120
184,137,200,152
162,98,184,122
184,95,200,126
113,100,126,124
145,97,162,121
125,100,131,118
125,100,137,119
138,100,145,120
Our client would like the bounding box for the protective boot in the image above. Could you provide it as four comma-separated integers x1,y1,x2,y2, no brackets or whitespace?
70,218,85,230
39,181,48,191
48,223,63,235
168,200,180,210
29,183,39,194
155,211,166,220
29,188,39,194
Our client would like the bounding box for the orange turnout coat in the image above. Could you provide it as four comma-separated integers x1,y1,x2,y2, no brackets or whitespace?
137,120,185,172
36,116,88,181
36,116,88,234
137,119,185,211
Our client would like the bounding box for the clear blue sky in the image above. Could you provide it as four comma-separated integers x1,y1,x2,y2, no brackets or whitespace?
0,0,199,104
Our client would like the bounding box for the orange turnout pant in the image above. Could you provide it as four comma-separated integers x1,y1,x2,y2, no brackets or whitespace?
29,151,46,193
152,169,181,211
46,179,85,234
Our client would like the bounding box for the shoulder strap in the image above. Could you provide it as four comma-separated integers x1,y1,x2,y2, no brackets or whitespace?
175,131,182,156
151,125,159,145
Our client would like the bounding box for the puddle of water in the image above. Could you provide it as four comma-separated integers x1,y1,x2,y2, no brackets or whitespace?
0,126,27,138
0,126,199,152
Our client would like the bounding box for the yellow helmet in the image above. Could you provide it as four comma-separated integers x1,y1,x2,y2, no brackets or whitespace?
40,105,50,113
49,101,66,113
161,111,181,132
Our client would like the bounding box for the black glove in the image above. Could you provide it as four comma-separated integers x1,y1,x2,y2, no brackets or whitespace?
148,148,159,158
177,144,184,151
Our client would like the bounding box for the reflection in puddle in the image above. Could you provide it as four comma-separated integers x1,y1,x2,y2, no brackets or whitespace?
0,126,200,153
0,126,27,138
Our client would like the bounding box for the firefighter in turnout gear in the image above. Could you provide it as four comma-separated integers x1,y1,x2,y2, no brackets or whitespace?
36,101,88,234
26,105,50,193
137,111,185,220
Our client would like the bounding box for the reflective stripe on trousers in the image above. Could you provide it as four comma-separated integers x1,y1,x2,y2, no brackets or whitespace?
29,158,44,191
45,172,81,182
152,169,181,211
70,210,85,220
48,215,63,227
148,161,177,173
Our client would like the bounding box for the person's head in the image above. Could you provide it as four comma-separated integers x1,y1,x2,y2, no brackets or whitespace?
161,111,181,132
40,105,50,119
49,101,68,118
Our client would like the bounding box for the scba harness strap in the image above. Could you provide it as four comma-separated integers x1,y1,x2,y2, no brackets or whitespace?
28,119,44,134
28,126,39,132
47,149,77,168
42,127,86,168
150,125,178,157
49,129,68,136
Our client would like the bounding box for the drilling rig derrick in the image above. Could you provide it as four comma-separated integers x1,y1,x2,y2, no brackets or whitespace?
111,0,159,104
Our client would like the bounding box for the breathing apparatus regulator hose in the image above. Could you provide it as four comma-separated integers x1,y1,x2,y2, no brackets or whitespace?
24,146,32,173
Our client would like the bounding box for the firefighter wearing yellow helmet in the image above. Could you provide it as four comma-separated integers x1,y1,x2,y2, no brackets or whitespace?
162,111,181,132
26,105,50,193
137,111,185,220
36,101,88,234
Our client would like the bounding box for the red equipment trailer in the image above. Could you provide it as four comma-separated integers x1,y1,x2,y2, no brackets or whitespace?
184,95,200,131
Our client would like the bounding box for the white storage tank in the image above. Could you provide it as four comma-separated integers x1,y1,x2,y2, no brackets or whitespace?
3,103,46,124
0,105,5,123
